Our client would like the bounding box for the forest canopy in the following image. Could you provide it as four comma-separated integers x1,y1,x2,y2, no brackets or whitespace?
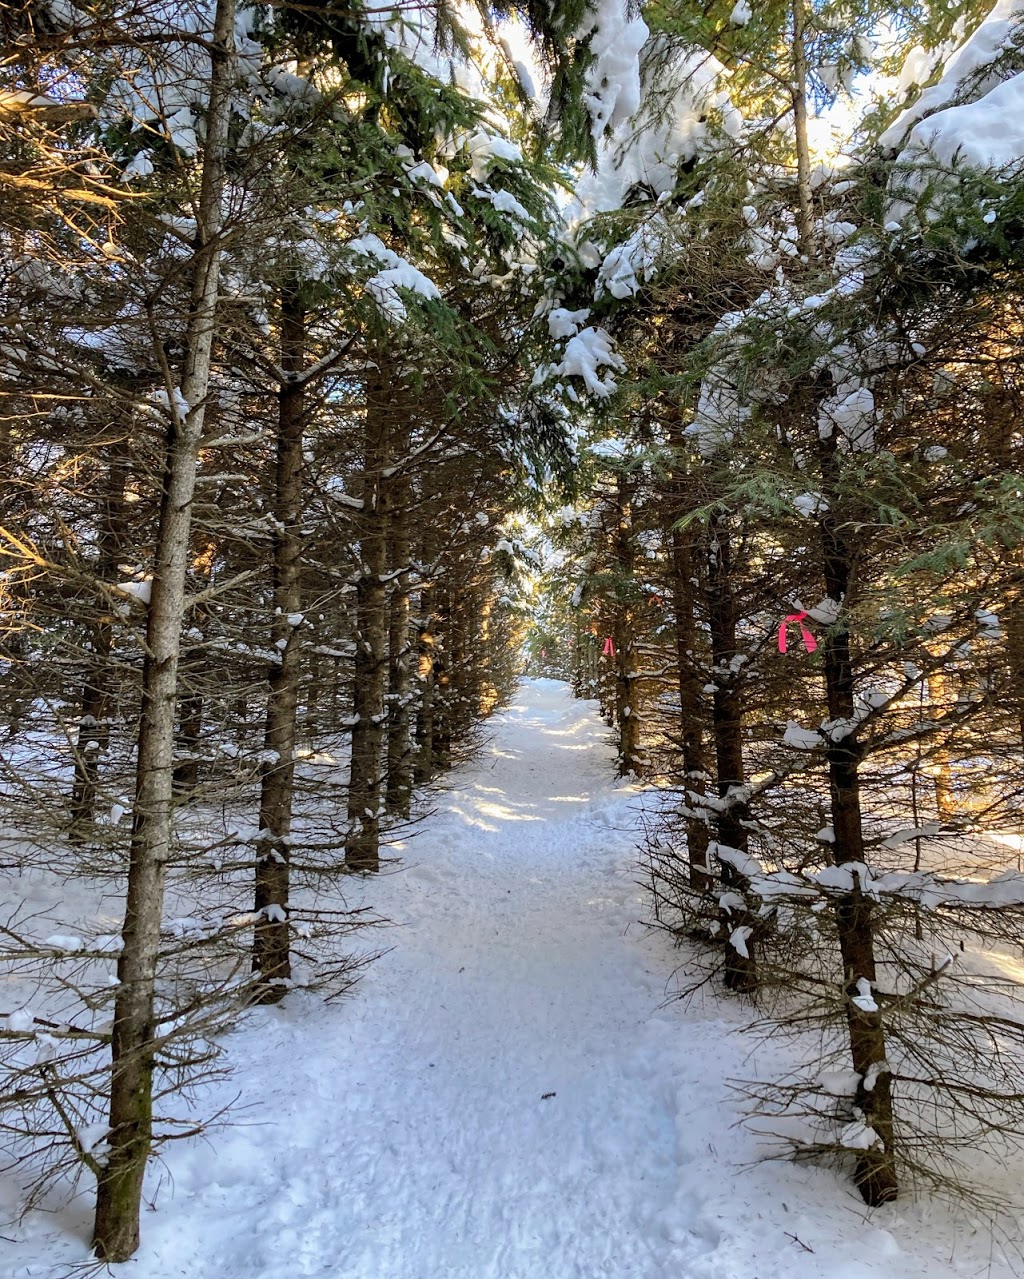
5,0,1024,1262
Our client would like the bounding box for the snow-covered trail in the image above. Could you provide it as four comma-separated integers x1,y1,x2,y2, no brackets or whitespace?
3,680,1020,1279
181,678,710,1279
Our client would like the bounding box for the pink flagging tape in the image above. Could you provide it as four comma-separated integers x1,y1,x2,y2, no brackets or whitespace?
778,611,818,655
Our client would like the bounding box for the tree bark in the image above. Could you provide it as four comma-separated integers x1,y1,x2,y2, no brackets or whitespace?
413,505,439,785
598,600,616,726
610,473,643,776
434,582,454,770
345,370,390,871
306,642,321,739
670,515,711,892
413,594,437,783
71,444,128,830
924,674,957,819
172,608,206,794
1005,596,1024,755
819,434,899,1206
92,0,236,1259
985,393,1024,754
791,0,815,252
384,418,414,817
252,290,305,997
447,578,470,747
707,505,757,992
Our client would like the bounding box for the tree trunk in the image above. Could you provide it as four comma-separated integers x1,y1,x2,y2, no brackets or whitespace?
305,643,321,739
433,582,454,770
819,434,898,1206
613,473,643,777
477,589,498,714
447,579,470,747
92,0,236,1259
413,602,437,784
596,597,616,726
413,512,438,785
987,396,1024,753
791,0,815,251
172,624,205,794
707,506,757,992
71,627,114,830
346,371,390,871
926,672,957,820
384,419,414,817
670,515,711,892
613,611,641,774
253,291,305,997
466,578,485,719
585,626,599,699
1004,595,1024,754
71,445,128,830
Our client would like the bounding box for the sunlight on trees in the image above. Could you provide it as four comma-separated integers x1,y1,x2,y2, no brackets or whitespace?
5,0,1024,1263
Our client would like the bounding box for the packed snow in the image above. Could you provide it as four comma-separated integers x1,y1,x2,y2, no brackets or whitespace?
1,681,1021,1278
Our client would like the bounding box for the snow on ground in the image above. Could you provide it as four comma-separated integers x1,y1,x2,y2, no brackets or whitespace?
2,679,1022,1278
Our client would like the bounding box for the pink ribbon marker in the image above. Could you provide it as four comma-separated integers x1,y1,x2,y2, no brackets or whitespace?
603,636,615,657
778,611,818,655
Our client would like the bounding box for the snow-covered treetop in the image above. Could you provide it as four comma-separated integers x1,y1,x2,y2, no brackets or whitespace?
881,1,1024,225
880,0,1024,152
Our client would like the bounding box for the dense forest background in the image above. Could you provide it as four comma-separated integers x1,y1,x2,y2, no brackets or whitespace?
5,0,1024,1262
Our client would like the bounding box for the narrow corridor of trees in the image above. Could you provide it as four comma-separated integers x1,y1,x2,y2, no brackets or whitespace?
5,0,1024,1259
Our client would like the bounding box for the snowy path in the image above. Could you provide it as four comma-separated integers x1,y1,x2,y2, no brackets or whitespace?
192,679,708,1279
3,680,1020,1278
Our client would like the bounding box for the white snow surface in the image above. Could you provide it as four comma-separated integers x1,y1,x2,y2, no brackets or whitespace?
535,325,625,399
2,680,1021,1277
571,47,739,217
882,2,1024,223
577,0,648,141
880,0,1024,151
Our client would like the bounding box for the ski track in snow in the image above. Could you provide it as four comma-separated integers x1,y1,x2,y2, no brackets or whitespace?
3,679,1022,1278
